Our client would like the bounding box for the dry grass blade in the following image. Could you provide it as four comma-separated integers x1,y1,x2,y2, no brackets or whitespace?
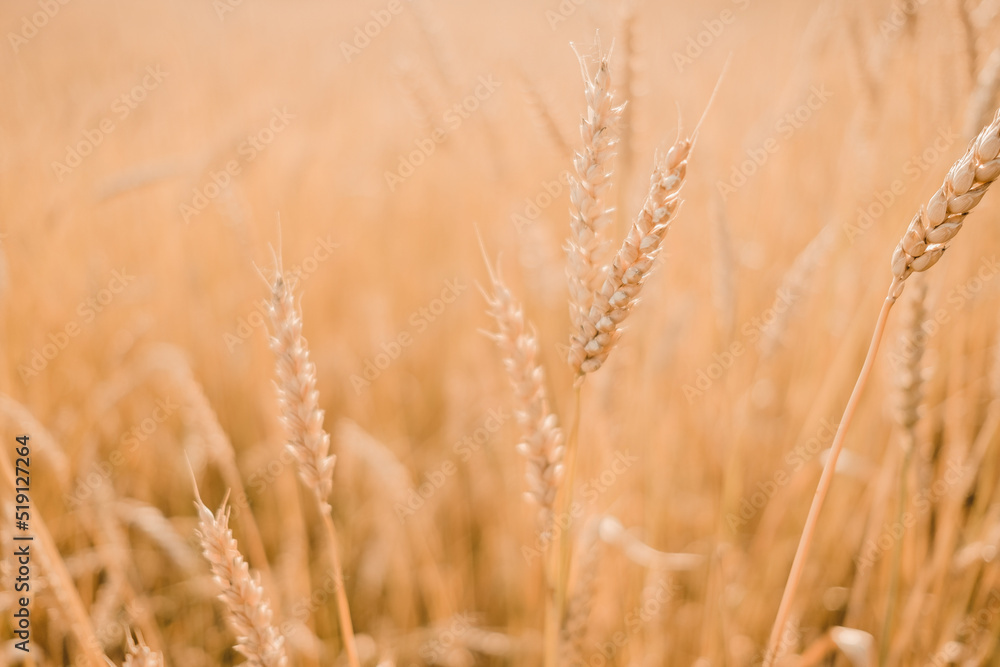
0,395,70,486
192,481,288,667
0,447,109,667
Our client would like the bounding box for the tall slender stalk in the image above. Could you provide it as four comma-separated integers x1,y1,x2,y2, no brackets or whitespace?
765,283,899,665
544,385,582,667
767,108,1000,663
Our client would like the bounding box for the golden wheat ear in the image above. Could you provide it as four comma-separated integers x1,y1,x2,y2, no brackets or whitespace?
259,241,361,667
190,465,288,667
565,36,625,375
478,244,564,532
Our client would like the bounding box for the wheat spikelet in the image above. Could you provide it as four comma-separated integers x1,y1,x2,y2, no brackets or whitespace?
566,38,625,371
758,223,837,358
263,254,360,667
481,257,564,528
193,488,288,667
890,109,1000,297
571,137,691,376
893,280,928,436
267,271,335,506
517,67,573,159
560,515,601,667
123,631,164,667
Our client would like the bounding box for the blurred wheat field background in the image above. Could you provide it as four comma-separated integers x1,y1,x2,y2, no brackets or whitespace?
3,0,1000,665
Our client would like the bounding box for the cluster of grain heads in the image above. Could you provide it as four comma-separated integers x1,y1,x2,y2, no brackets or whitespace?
481,255,564,531
263,257,360,667
122,631,164,667
571,137,691,376
890,110,1000,298
192,485,288,667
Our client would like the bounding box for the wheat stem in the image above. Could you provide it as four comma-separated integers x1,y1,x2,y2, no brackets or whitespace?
544,384,582,667
765,281,899,666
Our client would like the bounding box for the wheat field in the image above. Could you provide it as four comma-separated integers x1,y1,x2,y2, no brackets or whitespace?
3,0,1000,665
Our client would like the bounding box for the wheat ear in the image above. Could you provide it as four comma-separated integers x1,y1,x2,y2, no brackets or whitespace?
123,630,164,667
566,38,625,374
191,480,287,667
481,255,564,531
571,137,691,377
264,257,360,667
765,108,1000,665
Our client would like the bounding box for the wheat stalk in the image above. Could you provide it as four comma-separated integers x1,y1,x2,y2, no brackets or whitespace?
264,256,360,667
765,108,1000,665
566,38,625,375
192,482,288,667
